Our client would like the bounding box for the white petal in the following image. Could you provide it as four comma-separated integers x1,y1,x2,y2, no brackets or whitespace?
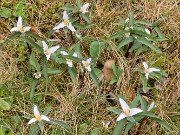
41,115,50,121
46,54,51,60
72,53,77,57
48,46,59,54
148,68,160,73
42,41,48,52
116,113,127,121
67,61,73,67
130,108,143,116
23,26,31,32
145,73,149,79
10,27,18,32
83,3,90,10
53,22,65,30
119,98,130,112
148,102,156,111
125,18,129,23
28,118,37,124
86,66,91,72
86,58,91,63
60,51,69,56
143,62,148,70
67,23,76,32
34,105,40,117
145,28,150,34
17,16,23,28
63,11,69,20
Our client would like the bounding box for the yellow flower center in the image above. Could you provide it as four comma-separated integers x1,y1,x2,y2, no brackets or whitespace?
44,49,51,55
64,19,70,26
124,109,131,116
35,114,41,121
83,62,90,68
18,26,25,33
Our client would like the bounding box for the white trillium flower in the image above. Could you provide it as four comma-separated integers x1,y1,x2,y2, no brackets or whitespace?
82,58,91,72
42,41,59,60
143,62,160,79
10,16,31,33
117,98,143,121
53,11,76,32
147,102,156,111
28,105,50,124
60,51,77,67
145,28,151,34
80,3,90,14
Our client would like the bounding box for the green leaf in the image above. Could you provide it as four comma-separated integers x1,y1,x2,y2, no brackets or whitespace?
129,40,142,53
46,119,71,131
90,128,100,135
139,95,147,111
60,5,77,11
90,41,105,59
29,52,41,71
136,37,162,54
129,11,134,27
107,107,121,115
134,20,152,26
43,106,51,115
141,112,172,131
90,70,100,89
30,79,38,101
0,7,11,18
47,68,65,75
0,99,11,110
113,119,127,135
108,30,126,40
130,96,140,108
24,37,43,52
81,14,91,23
73,22,93,29
117,36,134,49
29,123,40,135
154,27,166,40
0,32,21,47
141,74,148,93
76,0,82,8
25,31,45,41
68,67,77,83
13,1,26,17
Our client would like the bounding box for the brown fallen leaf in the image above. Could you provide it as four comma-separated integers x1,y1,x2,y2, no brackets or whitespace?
103,60,115,81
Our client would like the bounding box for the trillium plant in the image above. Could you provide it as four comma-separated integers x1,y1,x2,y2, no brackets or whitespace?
1,0,171,134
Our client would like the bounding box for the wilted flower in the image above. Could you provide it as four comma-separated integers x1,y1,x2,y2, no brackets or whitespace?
117,98,143,121
82,58,91,72
143,62,160,79
28,105,50,124
42,41,59,60
60,51,77,67
80,3,90,14
53,11,76,32
102,121,111,128
10,16,31,33
33,72,41,79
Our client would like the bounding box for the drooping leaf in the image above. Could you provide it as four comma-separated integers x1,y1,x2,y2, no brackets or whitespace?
29,52,41,71
113,119,127,135
0,32,21,47
139,95,147,111
29,123,40,135
108,30,126,40
30,79,38,101
68,67,77,83
154,27,167,40
24,37,43,52
134,20,152,26
81,13,91,23
47,68,65,75
90,70,100,89
141,112,172,131
107,107,121,115
136,37,162,54
117,36,134,49
46,119,71,131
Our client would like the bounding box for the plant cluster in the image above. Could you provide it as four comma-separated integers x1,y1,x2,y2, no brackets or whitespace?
0,0,172,134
